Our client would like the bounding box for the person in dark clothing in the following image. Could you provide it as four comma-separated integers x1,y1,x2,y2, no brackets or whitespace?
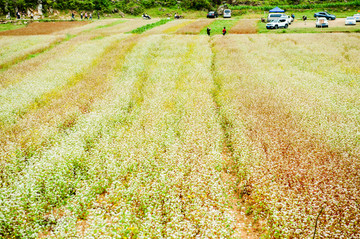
222,27,227,36
71,12,75,20
207,27,211,36
97,11,100,19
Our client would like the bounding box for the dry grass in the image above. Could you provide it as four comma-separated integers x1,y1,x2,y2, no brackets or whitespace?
162,19,196,34
176,19,213,34
0,21,89,36
229,19,257,34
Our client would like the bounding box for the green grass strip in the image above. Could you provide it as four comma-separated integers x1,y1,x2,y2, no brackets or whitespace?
257,21,360,34
82,20,126,33
0,34,75,72
200,20,238,35
230,0,360,11
0,23,26,32
128,19,173,34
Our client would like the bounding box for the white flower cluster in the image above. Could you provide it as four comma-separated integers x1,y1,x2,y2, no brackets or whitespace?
0,35,236,238
0,35,120,126
211,33,360,238
0,35,62,67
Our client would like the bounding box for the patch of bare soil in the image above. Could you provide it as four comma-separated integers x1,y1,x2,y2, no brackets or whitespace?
0,21,89,36
176,19,214,34
229,19,257,34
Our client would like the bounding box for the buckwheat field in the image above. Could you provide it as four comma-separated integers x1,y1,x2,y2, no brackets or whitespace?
0,19,359,238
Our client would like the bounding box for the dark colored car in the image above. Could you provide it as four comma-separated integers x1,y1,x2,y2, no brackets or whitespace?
207,11,218,18
314,12,336,20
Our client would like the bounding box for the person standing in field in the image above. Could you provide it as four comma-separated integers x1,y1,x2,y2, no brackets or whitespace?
71,12,75,20
207,27,211,36
85,12,88,20
222,27,227,36
89,13,92,20
81,12,83,20
97,11,100,19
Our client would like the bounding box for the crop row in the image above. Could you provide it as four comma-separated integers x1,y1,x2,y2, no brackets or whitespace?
0,35,236,238
212,34,360,238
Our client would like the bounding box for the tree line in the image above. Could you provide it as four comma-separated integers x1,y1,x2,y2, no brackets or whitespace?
0,0,352,15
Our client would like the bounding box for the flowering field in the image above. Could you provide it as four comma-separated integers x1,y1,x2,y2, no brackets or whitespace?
0,20,359,238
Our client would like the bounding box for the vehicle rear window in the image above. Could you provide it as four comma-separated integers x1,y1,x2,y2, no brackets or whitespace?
270,14,282,18
224,10,231,13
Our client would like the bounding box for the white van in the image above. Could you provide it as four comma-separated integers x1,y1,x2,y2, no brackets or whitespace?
223,9,231,18
267,13,286,22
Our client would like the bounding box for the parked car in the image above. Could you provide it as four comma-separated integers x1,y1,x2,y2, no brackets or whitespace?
266,18,289,29
345,17,356,25
267,13,287,22
207,11,218,18
354,14,360,22
316,17,328,28
314,12,336,20
223,9,231,18
280,15,292,25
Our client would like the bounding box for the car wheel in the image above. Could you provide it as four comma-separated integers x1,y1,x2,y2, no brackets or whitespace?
285,24,288,29
275,25,278,29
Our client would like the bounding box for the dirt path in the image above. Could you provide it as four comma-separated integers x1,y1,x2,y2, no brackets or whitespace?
0,21,89,35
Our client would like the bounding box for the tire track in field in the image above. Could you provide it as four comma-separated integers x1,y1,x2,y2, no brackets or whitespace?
208,36,261,239
0,35,142,184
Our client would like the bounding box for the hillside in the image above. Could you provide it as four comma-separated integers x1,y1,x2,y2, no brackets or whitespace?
1,0,359,16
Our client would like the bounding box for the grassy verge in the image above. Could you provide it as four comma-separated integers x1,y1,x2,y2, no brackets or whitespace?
257,21,360,34
84,19,126,32
0,23,26,32
230,1,360,11
199,19,238,35
128,18,173,34
232,8,359,19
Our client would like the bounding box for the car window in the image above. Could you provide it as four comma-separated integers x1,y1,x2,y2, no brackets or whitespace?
224,10,230,13
280,19,286,22
270,14,281,18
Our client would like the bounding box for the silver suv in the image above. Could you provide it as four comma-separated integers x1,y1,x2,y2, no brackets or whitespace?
267,13,287,22
266,18,289,29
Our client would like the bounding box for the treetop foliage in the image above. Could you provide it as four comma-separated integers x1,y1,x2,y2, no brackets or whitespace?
0,0,355,15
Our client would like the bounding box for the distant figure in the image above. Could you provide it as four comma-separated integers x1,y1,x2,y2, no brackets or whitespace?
291,13,295,20
85,12,88,19
16,11,21,19
81,12,83,20
71,12,75,20
207,27,211,36
30,12,34,19
97,11,100,19
6,12,11,20
222,27,227,36
89,13,92,20
142,13,151,19
303,15,307,25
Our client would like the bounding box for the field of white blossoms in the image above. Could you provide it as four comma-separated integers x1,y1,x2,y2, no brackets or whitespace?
0,19,359,238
